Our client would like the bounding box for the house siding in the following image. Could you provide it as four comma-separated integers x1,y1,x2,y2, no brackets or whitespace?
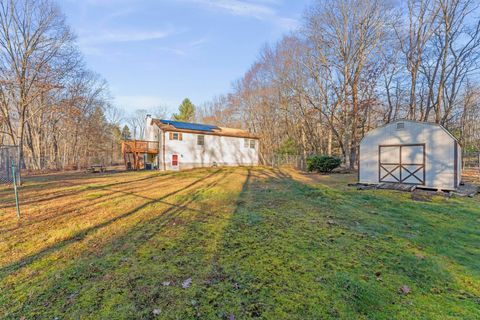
144,118,258,170
162,131,258,170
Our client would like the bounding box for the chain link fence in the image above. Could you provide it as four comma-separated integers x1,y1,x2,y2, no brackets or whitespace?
261,153,350,172
20,152,124,173
0,145,20,186
0,145,21,218
261,154,307,170
463,152,480,182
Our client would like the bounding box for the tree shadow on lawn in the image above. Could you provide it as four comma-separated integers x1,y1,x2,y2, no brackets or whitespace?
286,169,480,277
0,169,224,276
0,168,245,319
0,171,192,234
1,167,479,319
0,171,166,210
343,189,480,277
192,168,480,319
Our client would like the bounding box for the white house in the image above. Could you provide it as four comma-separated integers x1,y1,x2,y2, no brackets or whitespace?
143,116,259,170
359,120,461,191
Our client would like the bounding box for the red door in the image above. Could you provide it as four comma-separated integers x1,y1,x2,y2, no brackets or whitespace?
172,154,178,167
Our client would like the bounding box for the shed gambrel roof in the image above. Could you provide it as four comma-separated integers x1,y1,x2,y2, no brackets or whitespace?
361,119,459,144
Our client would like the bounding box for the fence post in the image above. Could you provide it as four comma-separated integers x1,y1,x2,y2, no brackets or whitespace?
11,160,20,219
17,145,21,186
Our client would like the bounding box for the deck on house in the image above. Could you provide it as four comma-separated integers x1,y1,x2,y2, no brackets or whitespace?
121,140,159,154
121,140,158,170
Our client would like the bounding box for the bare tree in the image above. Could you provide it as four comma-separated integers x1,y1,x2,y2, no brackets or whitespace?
304,0,393,168
201,0,480,168
420,0,480,124
105,104,125,126
0,0,79,169
395,0,440,120
458,84,480,151
152,105,169,119
127,109,148,139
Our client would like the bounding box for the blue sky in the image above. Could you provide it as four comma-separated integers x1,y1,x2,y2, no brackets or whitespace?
59,0,310,115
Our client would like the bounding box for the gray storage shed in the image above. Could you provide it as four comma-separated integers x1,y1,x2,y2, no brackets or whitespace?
359,120,461,191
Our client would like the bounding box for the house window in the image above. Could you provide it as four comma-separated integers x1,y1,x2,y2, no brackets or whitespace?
197,135,205,146
169,132,182,140
249,139,256,149
244,138,249,148
396,122,405,130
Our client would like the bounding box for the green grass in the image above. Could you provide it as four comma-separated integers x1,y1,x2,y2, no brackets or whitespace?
0,167,479,319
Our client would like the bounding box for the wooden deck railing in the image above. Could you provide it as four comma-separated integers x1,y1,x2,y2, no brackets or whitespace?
122,140,159,154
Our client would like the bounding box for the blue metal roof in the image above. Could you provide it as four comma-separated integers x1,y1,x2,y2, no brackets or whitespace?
160,120,219,132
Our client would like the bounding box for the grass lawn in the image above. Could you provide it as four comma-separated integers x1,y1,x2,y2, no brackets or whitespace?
0,167,479,319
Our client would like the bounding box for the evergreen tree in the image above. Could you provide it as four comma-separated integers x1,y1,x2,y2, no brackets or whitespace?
173,98,195,122
278,137,299,155
112,125,122,141
121,125,132,140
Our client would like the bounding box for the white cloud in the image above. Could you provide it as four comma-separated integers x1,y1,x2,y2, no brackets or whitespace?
115,95,175,110
157,37,209,56
193,0,275,18
276,17,300,30
183,0,299,30
76,26,180,56
79,28,175,45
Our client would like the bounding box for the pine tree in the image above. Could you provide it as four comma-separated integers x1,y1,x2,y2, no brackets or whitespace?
121,125,132,140
173,98,195,122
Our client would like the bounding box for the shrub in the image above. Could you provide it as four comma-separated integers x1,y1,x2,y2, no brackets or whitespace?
306,155,341,173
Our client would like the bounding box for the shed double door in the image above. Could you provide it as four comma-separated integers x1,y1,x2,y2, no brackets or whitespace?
379,144,425,185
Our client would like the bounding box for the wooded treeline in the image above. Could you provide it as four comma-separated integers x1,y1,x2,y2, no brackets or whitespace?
1,0,479,172
199,0,480,168
0,0,123,170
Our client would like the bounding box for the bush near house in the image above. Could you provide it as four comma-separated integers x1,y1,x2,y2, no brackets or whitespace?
307,155,342,173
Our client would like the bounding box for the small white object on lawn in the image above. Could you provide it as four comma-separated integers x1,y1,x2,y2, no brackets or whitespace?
182,277,192,288
399,285,411,295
